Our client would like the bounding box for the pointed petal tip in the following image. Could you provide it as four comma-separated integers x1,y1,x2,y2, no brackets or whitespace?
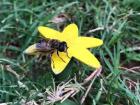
100,40,103,45
23,44,37,55
52,69,62,75
94,62,101,69
65,23,78,29
53,71,61,75
95,38,103,46
38,26,44,31
70,23,78,28
94,39,103,47
86,57,101,69
23,49,28,54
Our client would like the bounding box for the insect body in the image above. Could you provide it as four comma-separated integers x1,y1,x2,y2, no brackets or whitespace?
36,39,69,64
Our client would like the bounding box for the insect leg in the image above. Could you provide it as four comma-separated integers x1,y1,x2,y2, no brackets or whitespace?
66,47,70,58
50,53,55,68
57,50,66,63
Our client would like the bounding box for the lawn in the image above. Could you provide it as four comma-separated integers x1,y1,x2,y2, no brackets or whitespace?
0,0,140,105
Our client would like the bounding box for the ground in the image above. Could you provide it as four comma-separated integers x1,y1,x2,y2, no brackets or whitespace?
0,0,140,105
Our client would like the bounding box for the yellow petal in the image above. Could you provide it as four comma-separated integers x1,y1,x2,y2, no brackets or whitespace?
38,26,63,41
74,37,103,48
24,44,37,55
69,48,101,68
51,51,71,74
62,24,78,46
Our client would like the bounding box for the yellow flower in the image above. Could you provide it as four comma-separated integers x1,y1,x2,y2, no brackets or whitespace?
24,24,103,74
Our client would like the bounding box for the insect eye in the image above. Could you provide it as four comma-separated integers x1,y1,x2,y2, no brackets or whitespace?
59,42,67,52
59,46,64,52
62,41,67,45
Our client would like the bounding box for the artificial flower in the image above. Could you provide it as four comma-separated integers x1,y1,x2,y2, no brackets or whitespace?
24,24,103,74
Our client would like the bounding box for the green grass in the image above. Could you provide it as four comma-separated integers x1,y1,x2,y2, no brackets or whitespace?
0,0,140,105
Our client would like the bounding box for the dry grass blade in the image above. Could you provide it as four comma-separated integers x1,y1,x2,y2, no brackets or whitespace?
44,78,84,104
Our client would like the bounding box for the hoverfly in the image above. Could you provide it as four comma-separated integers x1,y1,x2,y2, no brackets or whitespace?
35,39,69,67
